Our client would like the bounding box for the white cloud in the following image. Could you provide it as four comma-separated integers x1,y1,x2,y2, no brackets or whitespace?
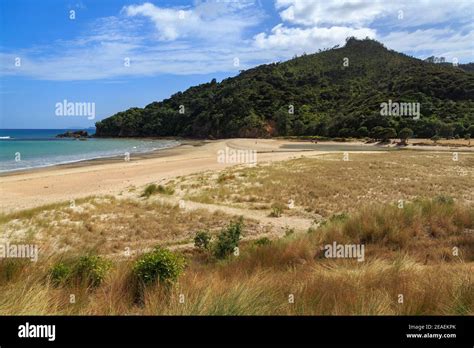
0,1,265,80
254,0,473,62
275,0,473,28
381,27,474,62
123,1,261,41
0,0,472,81
275,0,388,27
254,24,376,52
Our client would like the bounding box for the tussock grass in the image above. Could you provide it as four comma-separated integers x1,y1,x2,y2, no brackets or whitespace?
0,196,260,257
141,184,175,198
1,152,471,315
177,152,473,218
0,198,472,315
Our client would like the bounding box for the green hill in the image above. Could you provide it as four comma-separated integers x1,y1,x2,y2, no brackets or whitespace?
95,38,474,139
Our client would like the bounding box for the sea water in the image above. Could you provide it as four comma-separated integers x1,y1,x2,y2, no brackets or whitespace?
0,129,179,173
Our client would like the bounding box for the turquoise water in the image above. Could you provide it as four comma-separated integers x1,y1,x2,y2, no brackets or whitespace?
0,129,179,173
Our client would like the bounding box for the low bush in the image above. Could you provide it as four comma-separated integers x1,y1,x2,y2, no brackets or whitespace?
48,255,110,287
254,237,271,246
194,230,211,251
213,217,244,259
49,262,72,286
141,184,158,198
73,255,111,287
133,247,186,286
157,185,175,195
269,203,284,217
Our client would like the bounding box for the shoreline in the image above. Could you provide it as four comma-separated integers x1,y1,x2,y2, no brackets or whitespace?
0,138,205,177
2,136,472,177
1,138,473,214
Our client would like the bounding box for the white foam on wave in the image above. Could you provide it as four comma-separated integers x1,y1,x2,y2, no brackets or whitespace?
0,140,180,173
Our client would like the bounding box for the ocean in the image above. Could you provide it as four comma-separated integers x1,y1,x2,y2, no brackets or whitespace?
0,129,179,173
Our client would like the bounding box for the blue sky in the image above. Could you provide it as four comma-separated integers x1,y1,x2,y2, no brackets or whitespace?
1,0,473,129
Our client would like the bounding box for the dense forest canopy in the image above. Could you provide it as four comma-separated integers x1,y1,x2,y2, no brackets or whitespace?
95,38,474,139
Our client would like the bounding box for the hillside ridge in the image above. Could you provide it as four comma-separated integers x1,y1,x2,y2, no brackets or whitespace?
95,38,474,139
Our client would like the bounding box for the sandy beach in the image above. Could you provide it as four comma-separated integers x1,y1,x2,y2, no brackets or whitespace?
1,138,471,213
0,139,317,213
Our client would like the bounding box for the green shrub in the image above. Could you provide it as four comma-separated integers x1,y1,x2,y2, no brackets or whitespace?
434,195,454,205
284,226,295,237
269,203,284,217
141,184,174,198
399,128,414,144
381,127,397,141
0,259,30,282
254,237,271,246
49,262,72,286
330,212,349,223
357,126,369,138
213,217,244,259
133,247,186,286
157,185,175,195
338,128,352,138
319,212,349,228
439,123,454,138
141,184,158,198
217,173,235,183
194,230,211,251
467,125,474,137
371,126,384,140
73,255,111,287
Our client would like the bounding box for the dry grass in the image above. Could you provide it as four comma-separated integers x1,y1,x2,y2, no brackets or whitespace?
0,196,260,258
411,138,473,147
0,151,472,315
0,198,472,315
173,152,473,218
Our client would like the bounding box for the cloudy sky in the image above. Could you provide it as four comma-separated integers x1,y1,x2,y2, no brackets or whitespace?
1,0,473,128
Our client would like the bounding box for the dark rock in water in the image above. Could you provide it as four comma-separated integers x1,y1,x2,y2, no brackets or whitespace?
56,130,89,138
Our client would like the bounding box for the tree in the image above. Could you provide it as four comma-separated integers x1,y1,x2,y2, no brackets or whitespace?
94,38,474,140
464,133,471,145
371,126,384,140
431,135,441,144
466,125,474,138
398,128,414,145
453,122,465,137
357,126,369,138
438,123,454,139
381,127,397,142
275,107,292,135
338,128,352,138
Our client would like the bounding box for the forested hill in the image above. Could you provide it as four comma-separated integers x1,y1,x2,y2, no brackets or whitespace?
95,38,474,139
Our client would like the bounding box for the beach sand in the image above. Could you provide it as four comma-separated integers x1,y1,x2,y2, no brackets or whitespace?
1,138,471,213
0,139,314,213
